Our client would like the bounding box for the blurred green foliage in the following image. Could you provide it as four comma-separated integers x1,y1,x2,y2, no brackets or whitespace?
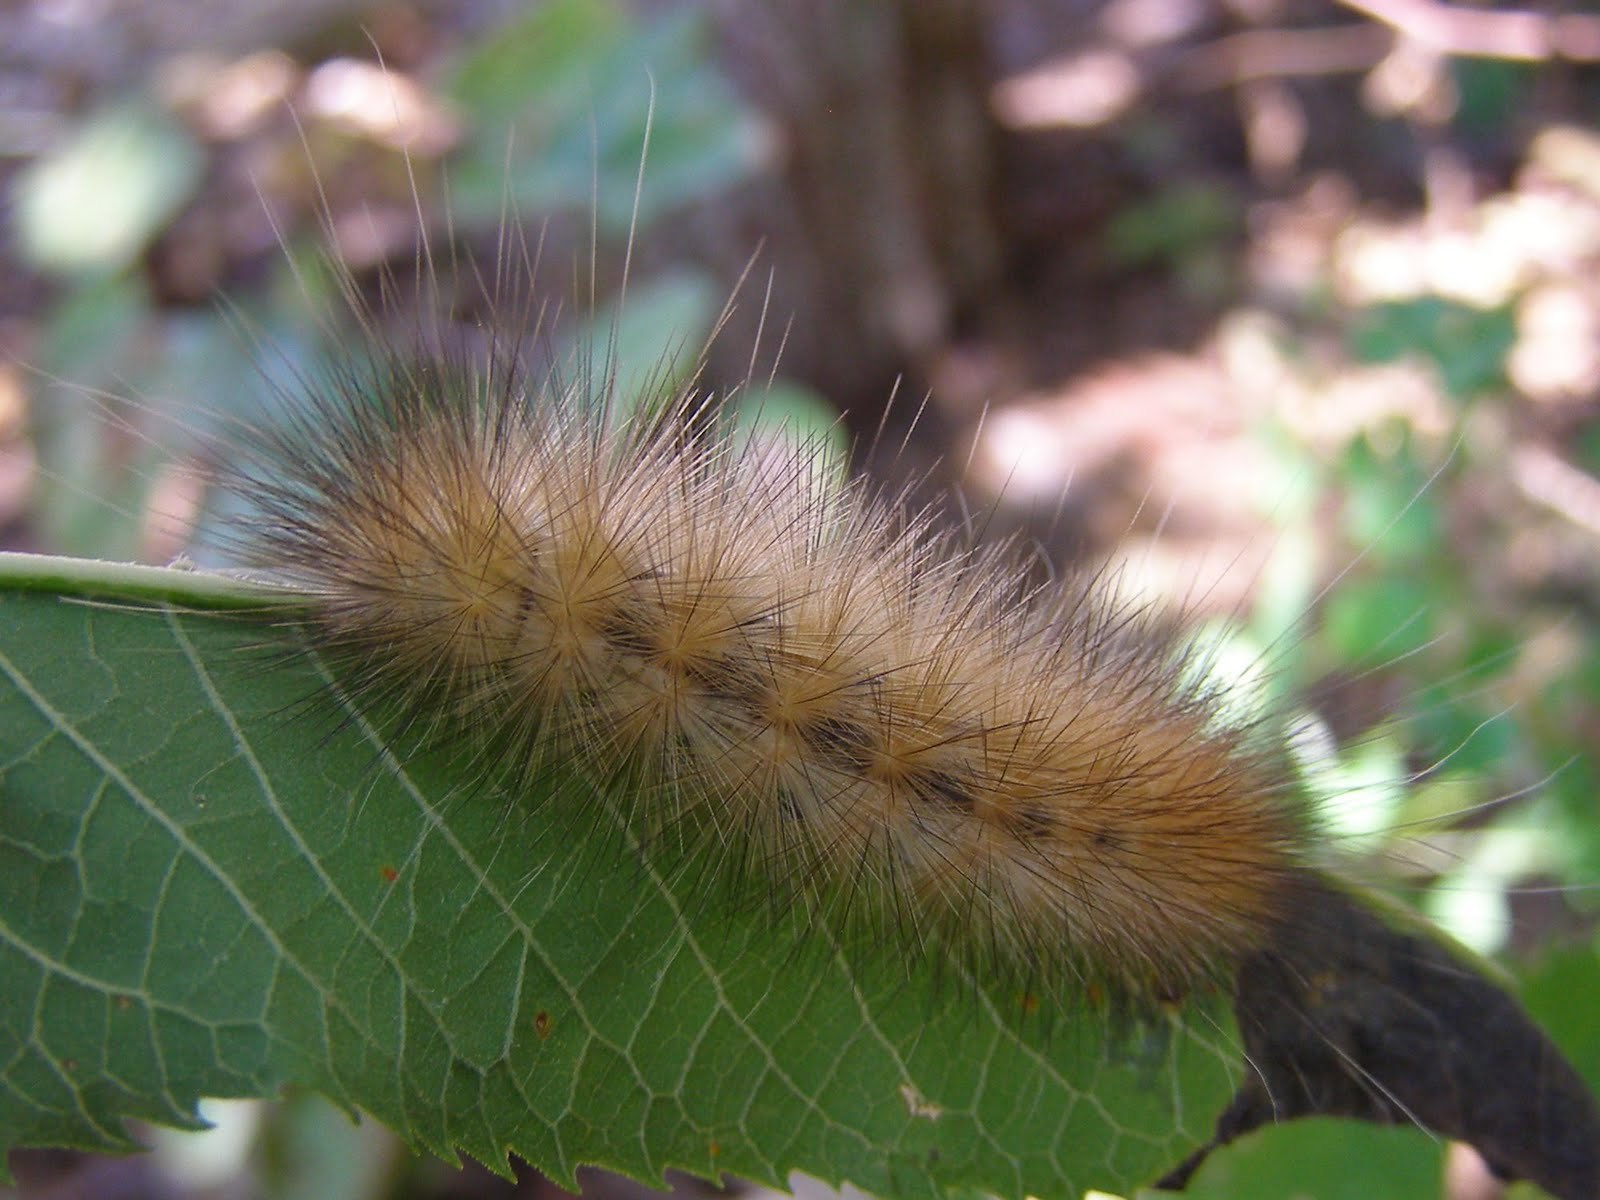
15,0,780,568
444,0,764,233
14,100,204,277
1103,180,1241,299
1235,309,1600,963
1350,297,1517,400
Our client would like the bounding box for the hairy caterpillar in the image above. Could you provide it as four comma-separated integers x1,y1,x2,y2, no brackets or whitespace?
5,25,1600,1200
231,324,1306,1011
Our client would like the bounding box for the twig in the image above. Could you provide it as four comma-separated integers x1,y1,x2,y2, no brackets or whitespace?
1178,25,1389,91
1335,0,1600,63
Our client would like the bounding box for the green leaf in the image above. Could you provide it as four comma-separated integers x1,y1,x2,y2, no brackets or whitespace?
1102,184,1240,270
1182,1118,1444,1200
30,282,260,562
28,277,157,560
1348,298,1515,401
559,270,721,417
1336,440,1444,564
1521,949,1600,1098
1450,58,1535,139
12,98,203,277
444,0,764,234
0,554,1240,1197
1322,576,1435,664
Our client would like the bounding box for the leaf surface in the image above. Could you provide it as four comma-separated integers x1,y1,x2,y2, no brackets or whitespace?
0,560,1239,1196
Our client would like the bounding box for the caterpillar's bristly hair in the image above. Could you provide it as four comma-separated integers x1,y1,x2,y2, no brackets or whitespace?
213,292,1312,1014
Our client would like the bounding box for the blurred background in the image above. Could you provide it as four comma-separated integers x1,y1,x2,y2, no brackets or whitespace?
2,0,1599,1197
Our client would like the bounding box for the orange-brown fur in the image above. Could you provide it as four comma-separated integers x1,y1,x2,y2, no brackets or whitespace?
230,345,1309,1010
